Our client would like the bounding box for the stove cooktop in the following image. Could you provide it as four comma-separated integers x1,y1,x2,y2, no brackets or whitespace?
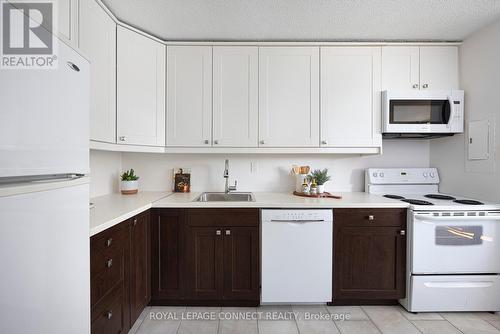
381,193,493,209
424,194,456,200
401,199,434,206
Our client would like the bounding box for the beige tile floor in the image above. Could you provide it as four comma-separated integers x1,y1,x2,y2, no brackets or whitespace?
130,305,500,334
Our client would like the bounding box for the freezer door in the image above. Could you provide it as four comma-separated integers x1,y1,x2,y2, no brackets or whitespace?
0,40,89,177
0,182,90,334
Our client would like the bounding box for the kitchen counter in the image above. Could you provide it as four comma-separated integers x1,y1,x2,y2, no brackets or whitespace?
90,191,171,236
152,192,409,209
90,191,408,236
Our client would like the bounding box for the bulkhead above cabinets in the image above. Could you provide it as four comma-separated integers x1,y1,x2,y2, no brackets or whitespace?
77,0,460,154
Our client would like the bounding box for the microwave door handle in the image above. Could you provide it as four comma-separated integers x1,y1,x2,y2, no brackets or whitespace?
414,214,500,222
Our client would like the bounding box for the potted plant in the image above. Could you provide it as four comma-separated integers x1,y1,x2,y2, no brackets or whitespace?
121,169,139,195
309,168,331,194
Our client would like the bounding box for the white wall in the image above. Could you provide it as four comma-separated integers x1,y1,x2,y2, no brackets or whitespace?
89,150,122,197
430,19,500,202
120,141,429,193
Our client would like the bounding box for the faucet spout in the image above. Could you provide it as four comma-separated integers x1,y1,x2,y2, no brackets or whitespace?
223,159,237,193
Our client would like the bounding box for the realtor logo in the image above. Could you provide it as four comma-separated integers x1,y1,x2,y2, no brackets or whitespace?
1,0,57,69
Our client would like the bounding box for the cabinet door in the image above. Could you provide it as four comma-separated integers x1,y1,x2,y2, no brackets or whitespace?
186,226,223,300
223,227,260,301
320,47,381,147
420,46,459,90
79,0,116,143
213,47,258,147
151,209,185,301
57,0,79,47
129,212,150,324
166,46,212,147
117,27,166,146
381,46,420,90
259,47,320,147
334,226,405,300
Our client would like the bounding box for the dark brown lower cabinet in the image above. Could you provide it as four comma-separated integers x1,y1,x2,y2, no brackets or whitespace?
151,208,260,306
91,210,151,334
332,208,406,304
150,209,186,303
129,211,151,324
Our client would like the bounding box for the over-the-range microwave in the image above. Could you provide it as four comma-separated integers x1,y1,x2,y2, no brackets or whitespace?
382,90,464,138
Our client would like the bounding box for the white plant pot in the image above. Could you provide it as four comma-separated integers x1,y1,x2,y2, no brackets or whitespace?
121,180,139,195
317,184,325,194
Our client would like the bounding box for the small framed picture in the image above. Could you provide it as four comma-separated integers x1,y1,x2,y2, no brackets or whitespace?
173,168,191,193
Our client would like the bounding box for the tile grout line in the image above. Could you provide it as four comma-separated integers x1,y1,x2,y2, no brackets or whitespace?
438,313,468,334
359,306,383,334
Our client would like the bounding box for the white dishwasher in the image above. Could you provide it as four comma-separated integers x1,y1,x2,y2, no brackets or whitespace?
261,209,333,304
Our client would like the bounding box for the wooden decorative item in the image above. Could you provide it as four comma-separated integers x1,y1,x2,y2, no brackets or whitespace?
293,191,342,199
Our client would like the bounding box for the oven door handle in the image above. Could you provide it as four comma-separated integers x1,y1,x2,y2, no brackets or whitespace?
414,214,500,222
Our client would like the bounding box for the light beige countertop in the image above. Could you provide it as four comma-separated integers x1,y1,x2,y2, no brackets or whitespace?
90,191,408,236
90,191,171,237
152,192,409,209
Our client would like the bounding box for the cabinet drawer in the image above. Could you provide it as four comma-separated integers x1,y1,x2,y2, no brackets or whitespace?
334,208,406,227
187,209,259,227
92,285,128,334
91,248,126,306
91,222,129,261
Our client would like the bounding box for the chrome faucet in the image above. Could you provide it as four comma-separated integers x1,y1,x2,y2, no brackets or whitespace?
224,159,237,194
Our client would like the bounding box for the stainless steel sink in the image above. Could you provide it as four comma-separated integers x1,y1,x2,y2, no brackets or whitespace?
193,192,255,202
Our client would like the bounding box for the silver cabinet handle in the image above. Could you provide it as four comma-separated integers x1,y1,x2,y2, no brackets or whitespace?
67,62,80,72
106,259,113,268
422,83,429,88
106,238,113,247
119,136,126,142
368,215,375,221
216,230,222,235
260,140,265,145
225,230,231,235
321,140,328,145
204,139,209,145
214,140,219,145
133,218,137,226
400,230,406,236
107,311,113,320
412,84,419,89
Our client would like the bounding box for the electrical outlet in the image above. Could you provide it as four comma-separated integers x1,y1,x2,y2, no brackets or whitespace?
250,161,258,173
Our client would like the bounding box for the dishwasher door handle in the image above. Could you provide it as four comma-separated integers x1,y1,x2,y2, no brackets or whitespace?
269,219,326,223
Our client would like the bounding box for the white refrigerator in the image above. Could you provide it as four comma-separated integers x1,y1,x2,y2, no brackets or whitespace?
0,39,91,334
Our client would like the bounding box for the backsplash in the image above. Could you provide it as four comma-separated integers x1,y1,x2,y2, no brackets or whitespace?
113,140,430,194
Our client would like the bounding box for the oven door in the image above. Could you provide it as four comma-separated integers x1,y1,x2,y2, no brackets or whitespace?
410,212,500,274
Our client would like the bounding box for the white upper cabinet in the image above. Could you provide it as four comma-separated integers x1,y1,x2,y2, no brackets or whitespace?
166,46,212,147
419,46,459,90
79,0,116,143
56,0,79,47
381,46,458,91
259,47,320,147
321,47,382,147
116,27,166,147
381,46,419,90
213,47,258,147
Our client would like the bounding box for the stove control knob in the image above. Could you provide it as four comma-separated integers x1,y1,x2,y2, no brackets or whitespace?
430,172,435,178
423,172,428,177
379,172,384,177
372,172,378,177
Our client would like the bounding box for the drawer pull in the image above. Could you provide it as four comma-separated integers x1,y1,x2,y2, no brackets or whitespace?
106,238,113,247
216,230,222,236
106,259,113,268
133,218,138,226
400,230,406,236
107,311,113,320
225,230,231,235
368,215,375,221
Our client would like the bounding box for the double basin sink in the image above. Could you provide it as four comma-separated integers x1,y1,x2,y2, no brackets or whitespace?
193,192,255,202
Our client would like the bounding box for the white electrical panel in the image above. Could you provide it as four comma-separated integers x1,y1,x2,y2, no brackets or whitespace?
468,120,490,160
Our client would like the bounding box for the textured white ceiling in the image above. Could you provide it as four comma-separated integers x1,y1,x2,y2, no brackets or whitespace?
102,0,500,41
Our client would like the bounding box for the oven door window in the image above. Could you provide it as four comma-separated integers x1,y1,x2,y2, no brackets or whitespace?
390,100,451,124
435,226,483,246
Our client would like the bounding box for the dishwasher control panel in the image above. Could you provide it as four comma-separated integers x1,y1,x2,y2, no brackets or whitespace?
261,209,333,222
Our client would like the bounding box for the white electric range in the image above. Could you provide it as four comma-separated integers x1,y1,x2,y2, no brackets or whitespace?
366,168,500,312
